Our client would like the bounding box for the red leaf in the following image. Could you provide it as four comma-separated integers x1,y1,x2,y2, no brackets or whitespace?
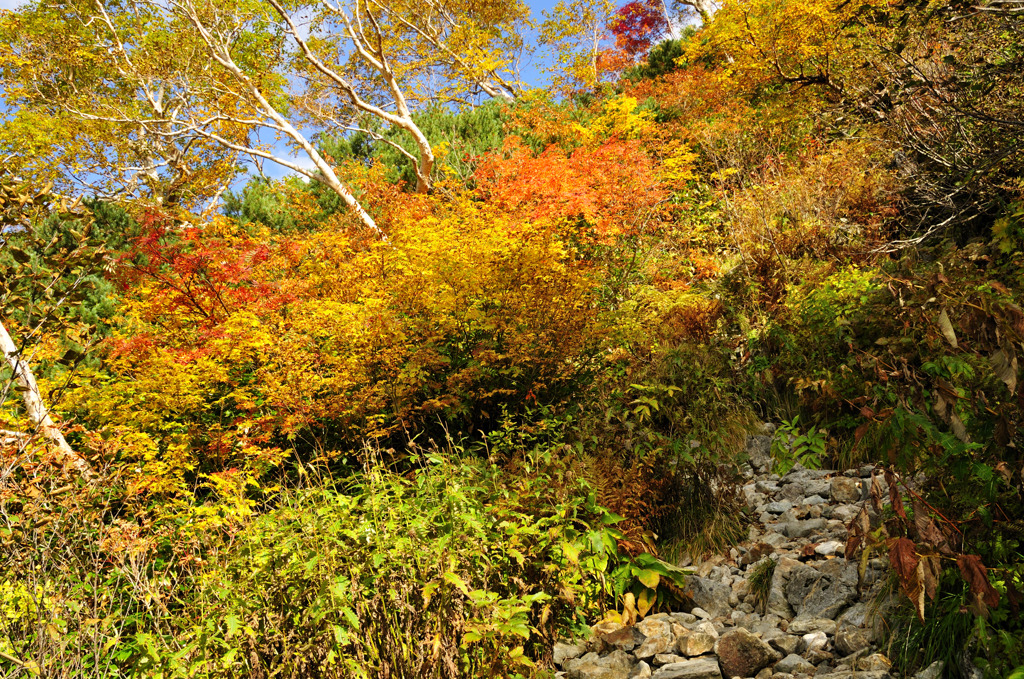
890,537,920,588
956,554,1000,609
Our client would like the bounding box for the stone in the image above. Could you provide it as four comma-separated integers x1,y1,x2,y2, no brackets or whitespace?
817,673,892,679
599,626,646,653
747,435,773,471
654,654,687,666
594,621,625,636
787,617,837,635
691,607,711,620
766,500,794,514
554,641,588,666
635,619,673,658
694,622,719,639
651,657,723,679
837,603,868,628
638,618,673,638
715,628,780,679
786,565,856,619
671,613,699,626
678,632,716,657
834,624,871,656
804,479,831,497
756,669,773,679
567,650,635,679
685,577,734,619
769,635,802,656
778,519,828,539
774,654,815,675
804,494,827,506
815,541,843,557
830,478,864,504
802,631,828,653
631,661,653,679
856,654,892,672
913,661,944,679
635,630,675,659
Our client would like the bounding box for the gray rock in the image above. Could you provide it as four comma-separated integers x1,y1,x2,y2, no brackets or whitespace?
834,624,871,656
567,650,635,679
715,628,780,678
831,505,860,522
787,617,838,635
554,641,588,666
756,668,773,679
598,626,646,653
837,603,868,628
770,635,802,656
777,519,828,539
786,564,856,619
671,612,698,626
635,630,675,659
691,607,711,620
804,479,831,497
630,661,653,679
653,654,687,666
913,661,944,679
818,673,892,679
637,618,672,637
684,577,733,619
747,435,773,471
756,480,780,494
804,494,827,506
651,657,722,679
766,500,794,514
774,653,815,675
830,478,864,504
678,632,716,657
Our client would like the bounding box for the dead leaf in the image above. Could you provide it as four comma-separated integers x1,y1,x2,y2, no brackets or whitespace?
890,537,920,587
956,554,1000,609
912,499,952,554
886,470,907,522
990,347,1018,394
937,309,958,348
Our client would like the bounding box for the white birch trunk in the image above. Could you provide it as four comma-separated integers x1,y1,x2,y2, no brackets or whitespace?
0,319,94,479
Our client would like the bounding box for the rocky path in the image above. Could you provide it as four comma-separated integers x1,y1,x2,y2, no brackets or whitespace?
552,430,944,679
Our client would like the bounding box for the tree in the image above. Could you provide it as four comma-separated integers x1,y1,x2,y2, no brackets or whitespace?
1,0,532,235
540,0,617,91
1,172,96,479
609,0,670,58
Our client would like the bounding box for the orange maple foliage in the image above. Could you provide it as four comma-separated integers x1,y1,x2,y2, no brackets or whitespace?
474,138,667,239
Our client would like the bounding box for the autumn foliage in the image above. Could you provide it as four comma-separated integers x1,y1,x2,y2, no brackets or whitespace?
3,0,1024,675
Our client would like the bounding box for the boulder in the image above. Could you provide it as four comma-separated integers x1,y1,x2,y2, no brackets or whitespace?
913,661,944,679
684,577,733,619
651,657,722,679
567,650,635,679
554,641,588,666
787,617,838,635
834,624,871,656
802,631,828,653
715,628,779,678
774,653,816,675
630,661,653,679
778,519,829,539
598,626,646,653
830,478,864,504
678,632,716,657
769,635,801,656
653,654,687,666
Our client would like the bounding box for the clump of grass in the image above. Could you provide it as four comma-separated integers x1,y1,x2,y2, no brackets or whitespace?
748,558,776,614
